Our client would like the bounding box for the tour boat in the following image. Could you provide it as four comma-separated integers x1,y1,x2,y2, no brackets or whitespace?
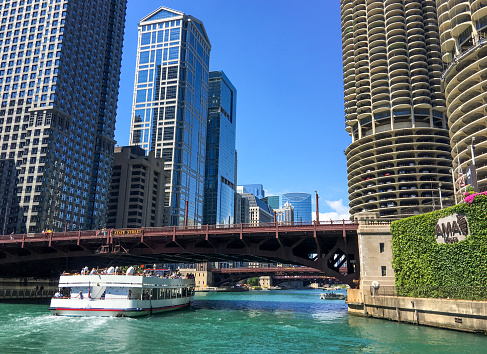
49,272,195,317
320,291,346,300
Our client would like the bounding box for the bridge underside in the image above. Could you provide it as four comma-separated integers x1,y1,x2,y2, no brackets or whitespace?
0,226,359,286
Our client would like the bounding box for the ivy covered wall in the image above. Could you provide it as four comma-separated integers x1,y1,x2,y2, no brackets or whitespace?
390,195,487,300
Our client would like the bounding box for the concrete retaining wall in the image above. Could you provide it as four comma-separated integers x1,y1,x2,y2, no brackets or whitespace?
347,291,487,333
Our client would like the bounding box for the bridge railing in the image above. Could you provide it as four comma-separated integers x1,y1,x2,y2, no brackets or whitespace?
0,220,359,242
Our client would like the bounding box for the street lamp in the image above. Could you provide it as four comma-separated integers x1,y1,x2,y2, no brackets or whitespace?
450,168,458,205
438,183,443,209
471,136,476,166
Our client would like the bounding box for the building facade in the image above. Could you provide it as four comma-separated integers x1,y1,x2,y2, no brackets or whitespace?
341,0,453,218
281,192,311,222
240,192,273,225
203,71,237,225
237,184,265,199
129,6,211,226
274,201,294,223
234,192,249,224
262,195,279,210
106,146,165,229
436,1,487,195
0,0,127,233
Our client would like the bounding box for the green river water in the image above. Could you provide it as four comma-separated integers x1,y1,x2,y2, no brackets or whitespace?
0,289,486,353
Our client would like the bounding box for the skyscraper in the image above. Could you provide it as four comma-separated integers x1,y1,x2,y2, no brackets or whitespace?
107,146,165,229
237,184,265,199
262,195,279,210
129,7,211,226
341,0,453,218
281,193,311,222
203,71,237,225
0,0,127,234
436,2,487,195
240,193,273,225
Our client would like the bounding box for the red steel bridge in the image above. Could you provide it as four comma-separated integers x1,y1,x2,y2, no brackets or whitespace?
0,220,360,286
211,266,339,287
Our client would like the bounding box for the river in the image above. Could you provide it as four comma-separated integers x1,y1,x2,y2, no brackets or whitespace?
0,289,486,353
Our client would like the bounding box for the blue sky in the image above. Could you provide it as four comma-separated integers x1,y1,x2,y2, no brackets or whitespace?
115,1,350,220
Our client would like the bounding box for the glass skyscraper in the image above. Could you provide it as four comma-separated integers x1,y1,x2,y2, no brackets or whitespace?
262,195,279,210
129,7,211,226
0,0,127,233
237,184,265,199
203,71,236,225
281,193,311,223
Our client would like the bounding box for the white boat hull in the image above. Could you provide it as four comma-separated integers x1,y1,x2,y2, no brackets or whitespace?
50,299,193,317
49,274,195,317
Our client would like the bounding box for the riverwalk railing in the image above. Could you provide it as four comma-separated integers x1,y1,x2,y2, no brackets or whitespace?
0,288,55,299
370,285,487,301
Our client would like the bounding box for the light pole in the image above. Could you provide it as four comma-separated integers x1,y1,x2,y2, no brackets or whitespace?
450,169,458,205
315,190,319,224
438,183,443,209
471,136,476,166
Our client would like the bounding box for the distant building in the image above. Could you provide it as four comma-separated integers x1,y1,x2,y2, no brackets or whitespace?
274,202,294,223
234,192,249,224
282,193,311,223
129,6,211,226
262,196,279,210
237,184,265,199
107,146,165,228
203,71,237,225
241,193,273,225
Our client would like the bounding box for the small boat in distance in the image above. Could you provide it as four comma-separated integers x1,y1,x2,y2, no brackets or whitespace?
320,291,346,300
49,269,195,317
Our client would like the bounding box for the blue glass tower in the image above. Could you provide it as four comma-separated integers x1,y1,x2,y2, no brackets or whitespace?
262,196,279,210
237,184,265,199
129,7,211,226
281,193,311,223
203,71,237,225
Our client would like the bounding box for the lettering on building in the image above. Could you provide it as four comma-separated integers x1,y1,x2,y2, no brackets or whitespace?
435,214,469,244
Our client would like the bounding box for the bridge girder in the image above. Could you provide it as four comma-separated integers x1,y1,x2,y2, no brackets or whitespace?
0,223,359,286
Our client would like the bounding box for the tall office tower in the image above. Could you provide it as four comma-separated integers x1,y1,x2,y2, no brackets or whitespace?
107,146,165,229
234,192,249,224
274,201,294,223
281,193,311,222
0,0,127,234
237,184,265,199
341,0,454,218
129,7,211,226
262,195,279,210
436,1,487,195
203,71,237,225
240,193,273,225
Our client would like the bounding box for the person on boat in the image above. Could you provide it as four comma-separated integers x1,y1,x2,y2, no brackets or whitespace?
89,268,96,275
107,266,115,274
54,291,62,298
126,266,134,275
79,291,83,299
114,266,119,275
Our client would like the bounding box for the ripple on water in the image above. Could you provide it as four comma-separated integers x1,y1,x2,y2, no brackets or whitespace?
0,292,486,353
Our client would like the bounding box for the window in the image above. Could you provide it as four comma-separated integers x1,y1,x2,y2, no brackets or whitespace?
141,32,151,45
379,242,384,253
381,266,386,276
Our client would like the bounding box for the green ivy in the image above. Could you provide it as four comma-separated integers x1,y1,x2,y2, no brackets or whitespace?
391,195,487,300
